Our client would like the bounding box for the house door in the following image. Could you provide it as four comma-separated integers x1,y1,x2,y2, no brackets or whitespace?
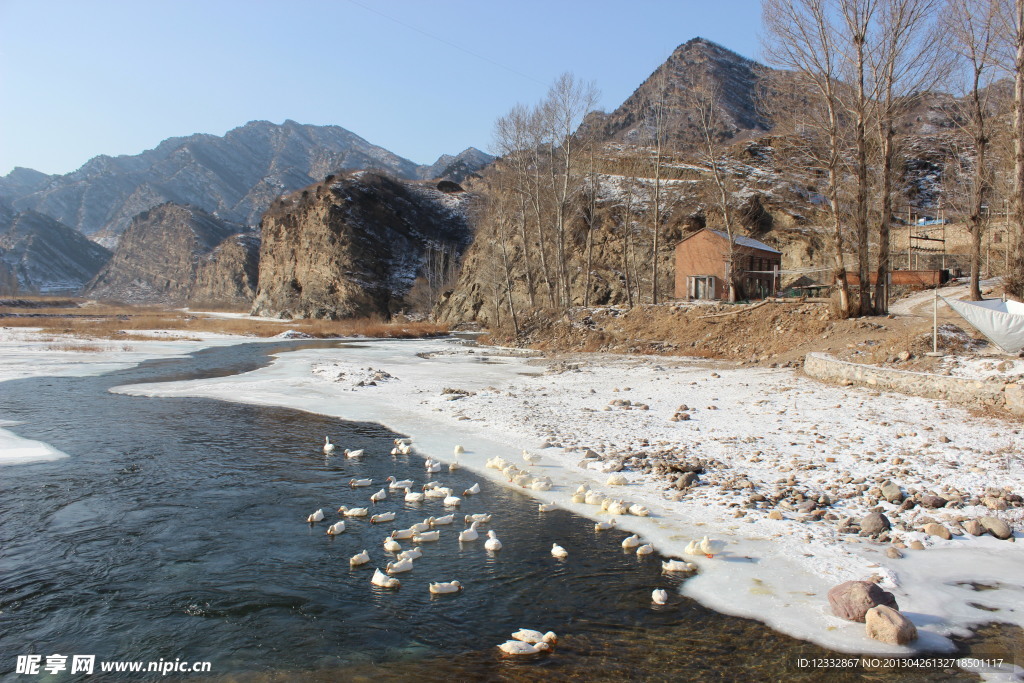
690,276,715,300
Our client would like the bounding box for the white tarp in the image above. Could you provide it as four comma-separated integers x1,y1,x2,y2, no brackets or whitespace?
942,296,1024,353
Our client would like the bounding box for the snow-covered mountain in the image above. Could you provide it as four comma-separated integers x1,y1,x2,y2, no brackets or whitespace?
0,120,492,244
0,198,111,294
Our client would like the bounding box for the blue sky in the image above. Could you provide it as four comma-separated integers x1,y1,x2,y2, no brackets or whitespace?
0,0,763,176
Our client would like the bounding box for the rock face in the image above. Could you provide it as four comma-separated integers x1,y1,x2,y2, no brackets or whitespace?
191,233,261,306
251,172,473,319
0,202,111,293
865,605,918,645
1,120,490,246
85,203,254,304
828,581,899,622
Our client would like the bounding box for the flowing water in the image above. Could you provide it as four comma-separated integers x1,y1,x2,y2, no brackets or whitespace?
0,341,1002,681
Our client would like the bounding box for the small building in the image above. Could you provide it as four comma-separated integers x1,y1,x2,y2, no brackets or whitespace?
674,228,783,300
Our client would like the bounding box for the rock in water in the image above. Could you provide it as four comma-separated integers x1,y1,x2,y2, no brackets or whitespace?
860,512,891,535
828,581,899,622
979,517,1013,540
865,605,917,645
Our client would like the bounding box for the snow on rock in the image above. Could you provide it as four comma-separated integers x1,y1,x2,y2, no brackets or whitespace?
112,338,1024,660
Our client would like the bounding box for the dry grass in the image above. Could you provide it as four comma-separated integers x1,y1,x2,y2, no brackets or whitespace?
1,300,449,340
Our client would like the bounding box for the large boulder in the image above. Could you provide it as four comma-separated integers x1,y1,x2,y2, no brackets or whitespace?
865,605,918,645
860,512,891,535
828,581,899,622
979,516,1013,540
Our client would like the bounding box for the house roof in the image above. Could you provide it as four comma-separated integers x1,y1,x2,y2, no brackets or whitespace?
707,229,782,254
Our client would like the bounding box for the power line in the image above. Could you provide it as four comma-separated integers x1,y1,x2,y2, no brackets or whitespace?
343,0,546,86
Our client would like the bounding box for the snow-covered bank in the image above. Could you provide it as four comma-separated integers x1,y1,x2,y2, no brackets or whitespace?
111,338,1024,663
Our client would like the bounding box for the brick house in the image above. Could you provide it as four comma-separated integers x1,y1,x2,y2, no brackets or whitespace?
674,228,782,300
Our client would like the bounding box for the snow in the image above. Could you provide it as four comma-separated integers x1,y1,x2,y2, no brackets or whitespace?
105,338,1024,670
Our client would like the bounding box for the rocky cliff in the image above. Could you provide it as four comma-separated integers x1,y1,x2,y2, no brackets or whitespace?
0,200,111,294
251,172,473,319
84,203,255,304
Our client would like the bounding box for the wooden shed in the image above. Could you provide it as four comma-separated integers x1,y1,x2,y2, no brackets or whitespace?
674,229,782,300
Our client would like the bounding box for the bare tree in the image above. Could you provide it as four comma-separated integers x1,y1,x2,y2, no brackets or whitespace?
763,0,853,317
869,0,946,311
646,70,668,305
998,0,1024,297
689,77,742,301
948,0,1001,300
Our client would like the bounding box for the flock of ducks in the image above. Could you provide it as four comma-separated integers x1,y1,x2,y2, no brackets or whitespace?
313,435,728,654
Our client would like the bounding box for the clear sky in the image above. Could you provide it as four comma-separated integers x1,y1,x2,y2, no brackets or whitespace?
0,0,763,177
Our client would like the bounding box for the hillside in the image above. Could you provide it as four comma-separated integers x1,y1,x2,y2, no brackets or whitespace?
84,203,256,304
251,172,474,319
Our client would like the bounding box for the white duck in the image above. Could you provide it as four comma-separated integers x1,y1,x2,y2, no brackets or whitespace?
606,473,628,486
370,511,396,524
636,544,655,555
463,482,481,496
424,459,442,473
484,529,503,551
337,506,369,517
607,500,631,516
448,462,460,472
424,486,450,499
511,629,558,645
538,503,558,512
443,494,462,507
458,521,481,542
307,509,325,523
369,489,387,503
652,589,668,605
344,448,365,458
412,530,440,542
349,550,370,566
404,487,425,503
628,504,650,517
584,491,604,505
391,528,415,540
594,519,617,531
498,640,551,655
386,476,414,489
531,477,553,491
453,445,465,455
621,534,641,549
383,537,401,553
326,520,346,535
349,478,373,488
512,473,533,488
571,492,587,504
408,520,431,533
684,539,703,556
371,568,400,588
429,580,463,594
394,437,413,446
662,559,696,572
323,436,336,454
465,513,492,523
523,451,542,466
699,535,726,558
397,442,412,455
551,543,568,559
428,514,454,526
396,547,422,561
385,557,414,574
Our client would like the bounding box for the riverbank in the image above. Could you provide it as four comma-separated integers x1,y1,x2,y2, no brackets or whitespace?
111,338,1023,674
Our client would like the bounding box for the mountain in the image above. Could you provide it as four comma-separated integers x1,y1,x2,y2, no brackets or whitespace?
584,37,772,146
84,203,256,304
417,147,495,183
1,120,492,246
252,172,473,319
0,200,112,294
